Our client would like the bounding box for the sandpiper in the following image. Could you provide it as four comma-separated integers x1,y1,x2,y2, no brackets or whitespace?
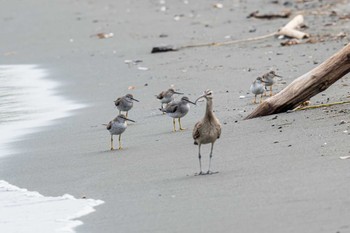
250,77,265,104
106,114,135,150
261,71,282,96
156,88,183,111
193,90,221,175
114,94,139,117
161,96,196,132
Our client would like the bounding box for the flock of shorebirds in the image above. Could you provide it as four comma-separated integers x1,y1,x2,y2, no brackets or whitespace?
106,70,281,175
250,70,281,103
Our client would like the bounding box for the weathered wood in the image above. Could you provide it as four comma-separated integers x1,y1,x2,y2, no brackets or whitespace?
247,9,292,19
277,15,309,39
245,43,350,119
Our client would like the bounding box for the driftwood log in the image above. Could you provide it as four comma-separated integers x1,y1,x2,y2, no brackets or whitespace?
277,15,309,39
247,9,292,19
245,43,350,119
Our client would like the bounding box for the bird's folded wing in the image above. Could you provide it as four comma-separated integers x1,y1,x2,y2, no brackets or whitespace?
106,121,112,130
156,92,164,99
114,97,122,106
165,103,178,113
216,124,222,139
192,121,202,140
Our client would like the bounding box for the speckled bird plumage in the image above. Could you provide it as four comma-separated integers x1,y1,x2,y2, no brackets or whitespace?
261,70,282,96
156,88,183,110
114,94,138,117
193,90,221,175
162,96,195,131
250,77,265,103
106,114,135,150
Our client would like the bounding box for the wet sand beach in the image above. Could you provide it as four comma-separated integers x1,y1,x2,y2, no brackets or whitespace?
1,0,350,232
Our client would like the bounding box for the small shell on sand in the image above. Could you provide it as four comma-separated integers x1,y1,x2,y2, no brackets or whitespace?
96,32,114,39
137,66,149,71
213,3,224,8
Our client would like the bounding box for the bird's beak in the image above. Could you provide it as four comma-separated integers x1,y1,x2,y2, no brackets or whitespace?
185,99,196,105
174,91,184,95
125,117,136,123
195,94,206,104
275,74,282,78
131,97,139,102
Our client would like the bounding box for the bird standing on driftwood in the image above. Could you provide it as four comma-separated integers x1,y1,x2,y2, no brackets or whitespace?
161,96,196,132
106,114,135,150
193,90,221,175
114,94,139,117
261,71,282,96
250,77,265,104
156,88,183,111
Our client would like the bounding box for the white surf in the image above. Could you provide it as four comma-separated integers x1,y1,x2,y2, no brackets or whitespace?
0,65,104,233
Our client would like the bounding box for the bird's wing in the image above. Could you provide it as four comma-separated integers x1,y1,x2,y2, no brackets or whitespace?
164,102,178,113
249,83,255,93
156,91,165,100
192,121,203,140
216,123,222,139
262,72,268,79
114,97,122,106
106,121,112,130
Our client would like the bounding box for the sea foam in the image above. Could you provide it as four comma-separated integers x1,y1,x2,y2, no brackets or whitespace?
0,180,104,233
0,65,83,157
0,65,104,232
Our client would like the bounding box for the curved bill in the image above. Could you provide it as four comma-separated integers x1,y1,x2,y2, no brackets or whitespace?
174,91,184,95
131,97,139,102
195,94,206,104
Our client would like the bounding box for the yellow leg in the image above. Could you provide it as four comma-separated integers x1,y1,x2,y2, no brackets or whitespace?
252,95,257,104
179,118,185,130
270,86,273,96
110,135,114,150
118,134,122,150
173,118,176,132
125,112,129,126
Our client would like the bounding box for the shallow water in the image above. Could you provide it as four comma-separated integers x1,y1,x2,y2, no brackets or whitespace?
0,65,83,156
0,65,104,232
